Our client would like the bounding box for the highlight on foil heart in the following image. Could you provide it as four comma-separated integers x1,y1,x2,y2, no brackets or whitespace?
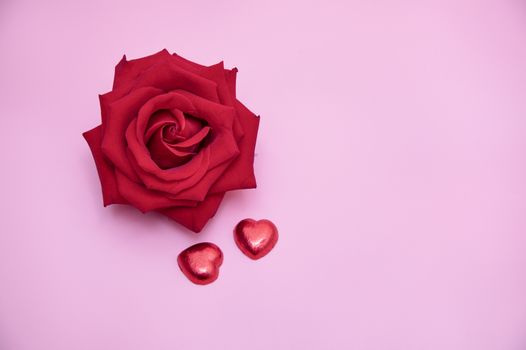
234,219,279,260
177,242,223,285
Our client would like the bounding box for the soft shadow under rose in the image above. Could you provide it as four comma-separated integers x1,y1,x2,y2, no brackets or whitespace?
83,49,259,232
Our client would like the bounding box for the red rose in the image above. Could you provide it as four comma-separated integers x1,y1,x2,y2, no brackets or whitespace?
83,49,259,232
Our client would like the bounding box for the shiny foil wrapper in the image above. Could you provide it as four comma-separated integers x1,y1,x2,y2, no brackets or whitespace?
177,242,223,285
234,219,278,260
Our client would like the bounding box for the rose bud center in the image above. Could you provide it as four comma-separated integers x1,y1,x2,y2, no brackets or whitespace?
146,110,210,169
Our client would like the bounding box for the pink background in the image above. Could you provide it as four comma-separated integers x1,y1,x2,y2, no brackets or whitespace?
1,0,526,349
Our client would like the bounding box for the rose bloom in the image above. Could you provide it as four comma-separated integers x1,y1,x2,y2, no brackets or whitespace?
83,49,259,232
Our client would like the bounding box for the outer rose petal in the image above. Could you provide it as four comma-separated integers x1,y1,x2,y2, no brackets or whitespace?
127,146,213,201
101,86,163,181
198,62,243,140
114,170,198,212
101,51,174,126
171,54,243,139
132,62,220,103
83,125,127,206
209,100,260,193
113,49,173,90
175,161,232,199
160,193,225,233
224,67,238,98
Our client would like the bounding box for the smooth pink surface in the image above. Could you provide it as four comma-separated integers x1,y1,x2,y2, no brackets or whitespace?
1,0,526,349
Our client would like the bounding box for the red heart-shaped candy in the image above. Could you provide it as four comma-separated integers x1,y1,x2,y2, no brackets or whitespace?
177,242,223,285
234,219,279,260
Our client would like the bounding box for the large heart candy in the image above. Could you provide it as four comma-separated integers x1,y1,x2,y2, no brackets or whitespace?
234,219,279,260
177,242,223,285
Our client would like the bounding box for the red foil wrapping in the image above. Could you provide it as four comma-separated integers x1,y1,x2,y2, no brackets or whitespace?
177,242,223,285
234,219,279,260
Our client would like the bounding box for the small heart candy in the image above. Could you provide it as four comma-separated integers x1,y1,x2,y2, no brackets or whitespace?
177,242,223,285
234,219,279,260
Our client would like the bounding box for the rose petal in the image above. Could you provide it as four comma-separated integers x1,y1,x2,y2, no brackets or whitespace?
171,54,243,140
198,62,244,140
160,193,225,233
179,114,203,139
113,49,173,90
128,122,207,184
135,92,196,145
127,146,213,201
174,160,231,200
146,128,196,169
145,124,211,170
170,125,210,149
209,99,260,193
101,86,163,182
168,91,236,134
83,125,127,206
174,101,259,198
114,169,198,212
144,109,180,143
133,61,220,103
224,67,238,99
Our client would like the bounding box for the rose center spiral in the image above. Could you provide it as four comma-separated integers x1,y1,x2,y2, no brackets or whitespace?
145,109,210,170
